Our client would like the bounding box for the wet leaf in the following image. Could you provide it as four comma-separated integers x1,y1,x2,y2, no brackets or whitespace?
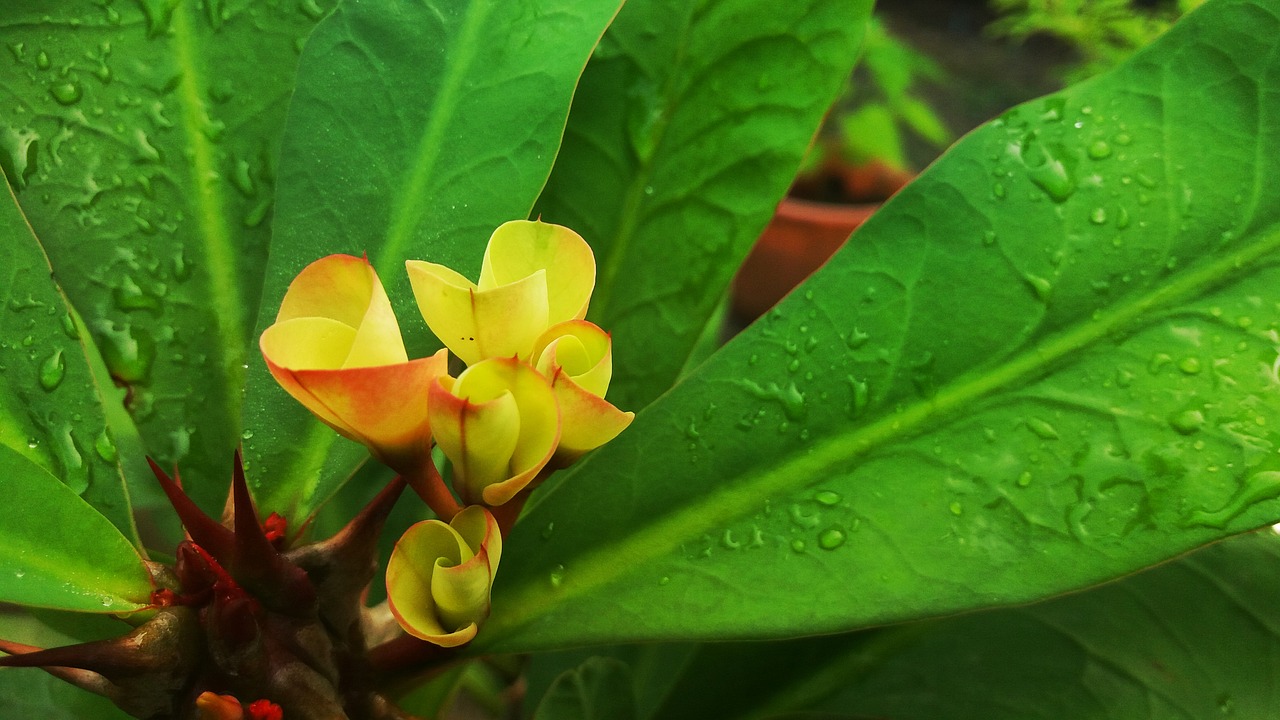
534,0,873,410
478,0,1280,651
1,180,140,545
0,1,335,512
0,444,151,614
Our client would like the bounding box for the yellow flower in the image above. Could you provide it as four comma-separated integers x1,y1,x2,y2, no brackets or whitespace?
428,357,560,506
406,220,595,365
259,254,447,473
386,506,501,648
531,321,634,463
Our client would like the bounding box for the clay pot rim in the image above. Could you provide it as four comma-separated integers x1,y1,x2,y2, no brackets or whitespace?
774,195,880,227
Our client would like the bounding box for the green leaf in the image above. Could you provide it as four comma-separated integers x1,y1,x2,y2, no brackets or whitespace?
242,0,624,522
0,443,151,613
0,607,131,718
0,1,334,512
1,181,140,545
534,657,637,720
642,532,1280,720
477,0,1280,652
534,0,872,410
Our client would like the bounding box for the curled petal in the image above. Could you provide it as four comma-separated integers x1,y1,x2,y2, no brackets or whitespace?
532,320,613,397
273,253,407,367
406,260,549,365
260,254,445,471
480,220,596,325
533,321,633,462
429,358,560,506
386,506,501,648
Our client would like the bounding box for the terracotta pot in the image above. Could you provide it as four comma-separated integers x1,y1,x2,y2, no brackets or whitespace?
732,161,912,322
731,198,876,322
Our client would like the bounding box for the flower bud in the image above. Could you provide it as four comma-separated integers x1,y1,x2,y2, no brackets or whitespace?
385,506,502,648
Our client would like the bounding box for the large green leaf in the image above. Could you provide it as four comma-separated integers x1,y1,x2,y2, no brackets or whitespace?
639,532,1280,720
0,444,151,614
477,0,1280,652
242,0,624,522
534,657,637,720
533,0,872,410
1,182,140,544
0,1,334,513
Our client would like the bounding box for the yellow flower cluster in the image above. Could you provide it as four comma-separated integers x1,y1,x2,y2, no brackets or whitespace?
259,220,632,646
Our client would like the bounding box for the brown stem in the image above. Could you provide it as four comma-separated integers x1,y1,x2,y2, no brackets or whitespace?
365,632,450,675
405,459,461,521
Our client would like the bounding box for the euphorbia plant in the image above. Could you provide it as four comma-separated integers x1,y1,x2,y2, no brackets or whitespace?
2,0,1280,718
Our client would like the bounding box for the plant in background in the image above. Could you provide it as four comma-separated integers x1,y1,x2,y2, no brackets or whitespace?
2,0,1280,718
987,0,1207,82
794,15,952,202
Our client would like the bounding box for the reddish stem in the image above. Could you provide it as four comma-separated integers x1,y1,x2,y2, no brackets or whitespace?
405,459,461,521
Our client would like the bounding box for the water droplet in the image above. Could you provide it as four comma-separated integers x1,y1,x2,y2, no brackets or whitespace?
814,490,841,506
790,539,806,553
1019,135,1076,202
1025,417,1059,440
720,530,741,550
230,158,255,196
112,274,161,313
1185,471,1280,529
49,81,83,106
60,313,79,338
1113,132,1132,146
136,0,181,37
1178,356,1202,374
992,182,1006,199
817,527,846,550
659,576,670,586
51,425,89,494
89,428,117,463
1024,273,1053,302
1089,207,1107,225
788,503,820,529
846,328,870,349
98,323,156,383
13,569,24,578
846,376,869,416
738,380,807,421
1017,470,1033,487
548,564,565,588
949,501,964,516
39,349,65,391
1169,409,1205,435
1087,140,1112,159
298,0,326,19
982,230,997,246
0,126,40,190
1116,206,1131,229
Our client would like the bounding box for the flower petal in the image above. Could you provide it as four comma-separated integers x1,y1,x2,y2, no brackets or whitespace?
262,349,448,471
481,220,595,325
386,507,500,648
430,358,560,506
532,320,613,397
549,370,634,463
277,254,407,367
407,260,549,364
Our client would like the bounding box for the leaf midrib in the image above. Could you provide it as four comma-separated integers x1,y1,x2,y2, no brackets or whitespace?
172,7,245,417
477,221,1280,648
379,1,491,273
